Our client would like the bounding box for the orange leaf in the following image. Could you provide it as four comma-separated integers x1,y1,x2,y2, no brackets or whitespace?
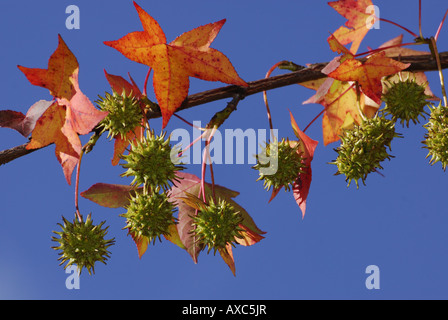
328,52,410,104
301,78,378,145
18,35,107,183
103,70,144,166
18,34,77,100
378,35,438,101
0,100,53,137
104,1,247,128
26,102,81,184
328,0,376,54
328,33,354,62
19,35,107,136
219,244,236,276
289,112,319,218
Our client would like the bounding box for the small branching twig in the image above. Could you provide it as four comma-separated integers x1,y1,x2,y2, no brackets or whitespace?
1,52,448,166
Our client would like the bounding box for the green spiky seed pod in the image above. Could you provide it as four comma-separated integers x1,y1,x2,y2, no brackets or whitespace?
423,103,448,170
121,191,177,245
253,138,306,192
331,116,401,187
382,77,430,127
51,214,115,275
96,91,143,139
192,198,244,255
121,131,184,191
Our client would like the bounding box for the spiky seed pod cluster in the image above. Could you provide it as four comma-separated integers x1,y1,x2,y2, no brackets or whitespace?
121,130,184,191
331,116,401,188
121,191,177,245
382,77,430,127
51,214,115,275
96,91,143,139
253,138,306,192
192,198,244,255
423,103,448,170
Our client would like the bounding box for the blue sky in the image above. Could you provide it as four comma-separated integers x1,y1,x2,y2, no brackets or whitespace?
1,0,448,299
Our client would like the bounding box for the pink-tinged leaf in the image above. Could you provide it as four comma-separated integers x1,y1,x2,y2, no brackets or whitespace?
164,224,187,250
290,111,319,218
169,173,205,263
378,35,438,101
0,100,53,137
59,72,108,136
81,183,139,208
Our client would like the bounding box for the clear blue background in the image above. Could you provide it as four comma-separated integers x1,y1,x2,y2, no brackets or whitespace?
1,0,447,299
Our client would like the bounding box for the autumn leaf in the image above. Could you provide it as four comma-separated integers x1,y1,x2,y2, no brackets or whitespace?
81,182,184,256
378,35,438,100
18,35,107,184
0,100,53,137
27,102,81,183
327,51,410,104
295,31,379,145
219,244,236,276
289,111,319,218
104,1,248,128
328,33,354,62
267,112,318,218
104,70,142,98
81,183,141,208
328,0,377,54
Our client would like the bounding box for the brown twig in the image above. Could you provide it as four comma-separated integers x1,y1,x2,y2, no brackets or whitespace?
1,52,448,166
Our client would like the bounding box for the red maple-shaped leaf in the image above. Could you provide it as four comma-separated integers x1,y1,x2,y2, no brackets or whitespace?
265,113,318,218
104,1,248,128
328,0,377,54
290,112,319,218
328,51,410,104
17,35,107,184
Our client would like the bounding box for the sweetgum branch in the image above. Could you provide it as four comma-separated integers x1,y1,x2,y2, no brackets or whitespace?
1,52,448,166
